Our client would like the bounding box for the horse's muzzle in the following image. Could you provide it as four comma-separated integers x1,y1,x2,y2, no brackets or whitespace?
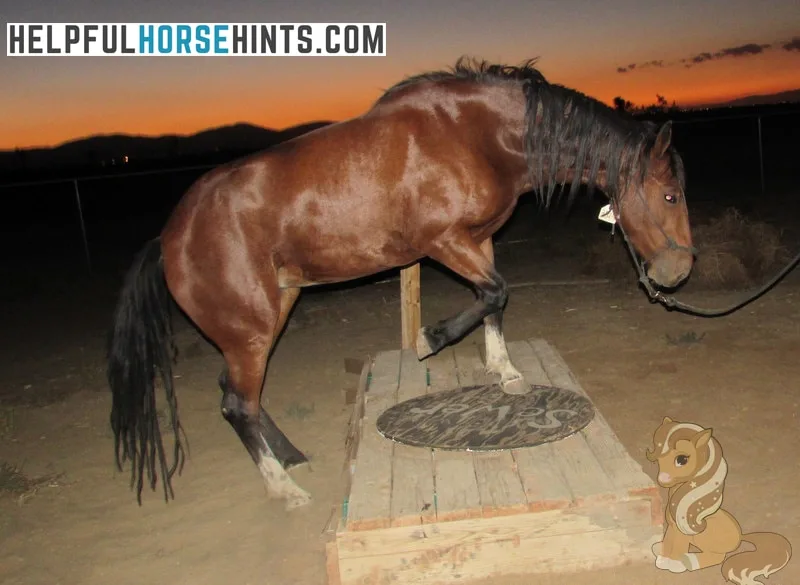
646,249,694,289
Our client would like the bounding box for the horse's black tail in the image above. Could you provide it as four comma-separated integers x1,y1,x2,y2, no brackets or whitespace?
107,237,186,504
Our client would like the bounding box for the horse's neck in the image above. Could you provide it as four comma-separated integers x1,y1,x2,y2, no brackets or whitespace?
553,162,609,192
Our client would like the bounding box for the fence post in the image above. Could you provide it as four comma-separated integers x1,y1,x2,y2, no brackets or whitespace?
73,179,92,273
757,115,765,198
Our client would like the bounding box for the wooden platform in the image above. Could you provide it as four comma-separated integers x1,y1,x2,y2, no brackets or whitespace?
325,338,663,585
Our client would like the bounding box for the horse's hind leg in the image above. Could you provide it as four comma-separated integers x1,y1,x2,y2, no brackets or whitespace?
478,239,527,395
417,231,529,395
218,343,311,510
249,286,307,469
218,369,307,469
206,285,310,509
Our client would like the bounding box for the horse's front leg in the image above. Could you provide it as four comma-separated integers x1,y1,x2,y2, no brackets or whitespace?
415,232,528,395
478,238,527,395
653,522,692,573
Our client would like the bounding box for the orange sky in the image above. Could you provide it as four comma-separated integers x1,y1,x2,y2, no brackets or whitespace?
2,1,799,150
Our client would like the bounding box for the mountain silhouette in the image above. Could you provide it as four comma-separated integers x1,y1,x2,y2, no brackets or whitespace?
710,88,800,108
0,121,334,172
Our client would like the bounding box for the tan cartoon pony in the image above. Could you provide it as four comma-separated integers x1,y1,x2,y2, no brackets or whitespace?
646,417,791,584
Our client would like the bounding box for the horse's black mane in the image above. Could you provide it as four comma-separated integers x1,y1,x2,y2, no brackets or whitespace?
378,57,684,207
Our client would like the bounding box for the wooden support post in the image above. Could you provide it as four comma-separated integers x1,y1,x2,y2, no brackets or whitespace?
400,239,492,352
400,264,421,350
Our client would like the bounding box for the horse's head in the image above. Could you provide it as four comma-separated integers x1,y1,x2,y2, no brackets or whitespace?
615,121,694,290
645,416,714,488
646,417,728,535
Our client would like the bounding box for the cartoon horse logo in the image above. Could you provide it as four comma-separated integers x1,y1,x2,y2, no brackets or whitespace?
646,417,792,584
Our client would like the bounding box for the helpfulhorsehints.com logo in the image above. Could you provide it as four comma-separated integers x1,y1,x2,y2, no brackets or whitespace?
6,23,386,56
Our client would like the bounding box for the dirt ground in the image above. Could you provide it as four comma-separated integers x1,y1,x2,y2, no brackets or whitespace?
1,201,799,585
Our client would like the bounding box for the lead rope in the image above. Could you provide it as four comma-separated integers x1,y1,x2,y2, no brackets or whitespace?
613,204,800,318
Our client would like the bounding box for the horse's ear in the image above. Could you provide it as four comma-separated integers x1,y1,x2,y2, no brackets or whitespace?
692,428,713,449
662,416,673,425
653,121,673,157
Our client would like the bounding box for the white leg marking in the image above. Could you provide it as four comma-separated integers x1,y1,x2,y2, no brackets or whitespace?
256,438,311,510
484,319,528,395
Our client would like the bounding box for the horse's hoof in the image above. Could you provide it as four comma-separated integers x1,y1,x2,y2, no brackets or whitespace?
501,376,530,395
285,458,310,471
416,328,434,360
655,555,687,573
285,490,312,511
283,451,310,470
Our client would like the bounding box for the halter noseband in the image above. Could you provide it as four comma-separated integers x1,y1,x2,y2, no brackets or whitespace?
609,184,698,304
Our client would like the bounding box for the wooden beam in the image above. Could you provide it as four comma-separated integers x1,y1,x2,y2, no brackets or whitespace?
400,264,421,350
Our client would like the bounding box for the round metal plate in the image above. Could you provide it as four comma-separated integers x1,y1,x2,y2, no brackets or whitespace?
376,384,595,450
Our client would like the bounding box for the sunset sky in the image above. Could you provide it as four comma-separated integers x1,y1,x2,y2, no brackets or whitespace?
1,0,799,150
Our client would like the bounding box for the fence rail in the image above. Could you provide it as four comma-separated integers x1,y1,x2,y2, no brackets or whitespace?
1,108,798,275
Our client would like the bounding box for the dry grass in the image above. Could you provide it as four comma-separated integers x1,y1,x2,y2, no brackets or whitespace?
690,208,788,289
583,207,789,290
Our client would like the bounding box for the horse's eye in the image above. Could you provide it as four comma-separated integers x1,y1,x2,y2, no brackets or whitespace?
664,193,678,204
675,454,689,466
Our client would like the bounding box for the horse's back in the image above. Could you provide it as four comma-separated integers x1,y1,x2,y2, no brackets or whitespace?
159,110,425,283
159,94,515,287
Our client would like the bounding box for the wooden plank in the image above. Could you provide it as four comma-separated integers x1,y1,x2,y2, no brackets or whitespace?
451,343,489,387
426,348,482,522
529,339,660,508
512,442,574,512
396,349,428,404
345,350,401,531
506,338,550,386
512,338,616,506
425,349,458,395
325,540,342,585
390,445,437,527
424,348,459,395
400,263,421,350
452,344,528,516
506,341,574,510
390,350,436,527
343,358,371,474
472,454,529,517
324,358,374,538
336,499,660,584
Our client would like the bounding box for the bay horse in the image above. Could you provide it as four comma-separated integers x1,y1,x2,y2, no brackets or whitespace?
107,57,694,509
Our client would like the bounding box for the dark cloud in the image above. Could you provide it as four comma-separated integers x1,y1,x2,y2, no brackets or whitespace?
617,37,794,73
784,37,800,52
641,60,663,68
715,43,770,57
615,59,662,73
690,52,714,65
683,43,770,68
